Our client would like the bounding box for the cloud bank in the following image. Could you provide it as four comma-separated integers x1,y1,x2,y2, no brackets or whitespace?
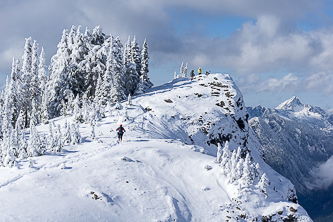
0,0,333,107
309,156,333,190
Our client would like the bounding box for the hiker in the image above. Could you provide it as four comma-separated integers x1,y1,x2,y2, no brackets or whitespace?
198,67,202,75
116,124,126,141
190,70,195,80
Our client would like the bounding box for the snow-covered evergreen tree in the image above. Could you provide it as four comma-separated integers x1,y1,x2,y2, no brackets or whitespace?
70,122,81,145
47,122,56,152
95,73,104,102
38,47,47,94
40,87,49,124
131,36,142,77
55,124,63,153
16,111,27,159
258,173,270,197
7,58,21,126
21,37,34,127
127,94,132,106
220,141,231,177
82,94,90,123
135,39,153,94
2,133,16,167
91,26,105,45
30,40,42,125
2,76,15,137
184,63,188,77
30,99,39,126
27,121,44,157
242,153,255,186
73,95,83,123
215,143,223,163
110,37,126,101
63,122,71,145
48,29,71,118
102,36,114,105
180,62,184,78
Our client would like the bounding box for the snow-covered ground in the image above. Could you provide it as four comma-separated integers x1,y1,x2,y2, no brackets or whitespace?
0,74,312,221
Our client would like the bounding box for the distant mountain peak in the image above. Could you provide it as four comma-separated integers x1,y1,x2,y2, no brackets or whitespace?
276,96,304,111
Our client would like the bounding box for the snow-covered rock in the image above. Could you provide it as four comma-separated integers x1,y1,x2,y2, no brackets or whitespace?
0,74,312,221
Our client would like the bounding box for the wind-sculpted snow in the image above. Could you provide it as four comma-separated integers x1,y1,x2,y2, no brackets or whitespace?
0,74,312,221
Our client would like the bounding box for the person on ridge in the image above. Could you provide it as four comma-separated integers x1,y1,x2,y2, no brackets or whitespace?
190,70,195,80
198,67,202,75
116,124,126,142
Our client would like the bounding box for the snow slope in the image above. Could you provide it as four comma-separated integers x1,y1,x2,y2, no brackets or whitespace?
0,74,312,221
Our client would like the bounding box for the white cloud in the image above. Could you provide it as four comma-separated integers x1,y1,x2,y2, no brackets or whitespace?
309,156,333,190
238,73,299,93
0,0,333,104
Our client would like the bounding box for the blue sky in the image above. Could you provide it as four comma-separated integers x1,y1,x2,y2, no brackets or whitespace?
1,0,333,109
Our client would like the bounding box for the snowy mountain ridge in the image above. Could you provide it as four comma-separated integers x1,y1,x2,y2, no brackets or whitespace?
247,97,333,220
0,74,312,221
275,96,304,112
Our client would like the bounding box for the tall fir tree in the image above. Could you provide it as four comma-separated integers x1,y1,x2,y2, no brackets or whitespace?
21,37,33,127
102,36,114,105
30,40,41,125
110,36,126,101
48,29,71,118
135,39,153,94
38,47,47,97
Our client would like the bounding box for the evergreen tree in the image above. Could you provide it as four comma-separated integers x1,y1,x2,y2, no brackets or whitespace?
30,99,39,127
47,122,56,152
242,153,254,186
2,76,14,137
71,122,81,145
123,36,140,95
16,111,27,159
73,95,83,123
2,132,16,167
131,36,142,77
63,122,71,145
220,141,231,177
127,94,132,106
21,37,33,127
258,173,270,197
135,39,153,94
55,124,63,152
40,87,49,124
91,25,105,45
30,40,41,125
85,45,105,99
72,25,91,97
48,29,71,118
180,62,184,77
215,143,223,163
9,58,20,125
38,47,47,93
184,63,188,77
95,73,103,102
84,27,92,43
110,37,126,101
27,122,44,157
102,36,114,105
